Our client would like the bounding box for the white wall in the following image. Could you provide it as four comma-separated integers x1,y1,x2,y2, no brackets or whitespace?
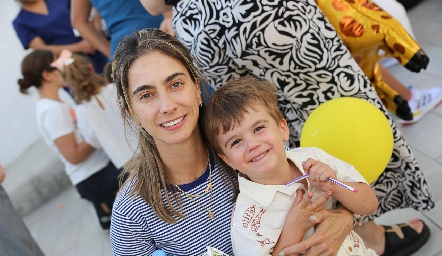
0,1,41,166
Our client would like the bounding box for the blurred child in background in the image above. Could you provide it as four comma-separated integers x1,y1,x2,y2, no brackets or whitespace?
18,50,119,229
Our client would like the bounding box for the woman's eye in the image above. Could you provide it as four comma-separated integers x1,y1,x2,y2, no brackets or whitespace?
139,92,153,100
171,81,183,89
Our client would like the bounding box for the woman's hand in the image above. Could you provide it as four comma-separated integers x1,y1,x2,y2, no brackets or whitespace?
287,190,331,231
280,206,353,256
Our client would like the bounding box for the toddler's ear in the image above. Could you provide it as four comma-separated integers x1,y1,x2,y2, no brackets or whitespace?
280,118,290,141
218,153,234,169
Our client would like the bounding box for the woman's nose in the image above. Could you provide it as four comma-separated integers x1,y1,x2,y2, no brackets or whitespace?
159,92,177,114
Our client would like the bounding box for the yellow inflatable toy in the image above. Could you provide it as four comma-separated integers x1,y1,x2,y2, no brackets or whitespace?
317,0,430,121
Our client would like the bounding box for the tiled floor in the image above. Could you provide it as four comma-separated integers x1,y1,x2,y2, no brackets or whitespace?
23,188,112,256
22,0,442,255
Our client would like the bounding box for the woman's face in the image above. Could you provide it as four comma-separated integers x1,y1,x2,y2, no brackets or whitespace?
128,51,201,147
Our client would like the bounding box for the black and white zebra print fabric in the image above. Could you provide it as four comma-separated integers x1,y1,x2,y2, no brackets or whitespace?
172,0,434,220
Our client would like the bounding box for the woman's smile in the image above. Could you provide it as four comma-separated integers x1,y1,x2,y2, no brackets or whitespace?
160,115,186,129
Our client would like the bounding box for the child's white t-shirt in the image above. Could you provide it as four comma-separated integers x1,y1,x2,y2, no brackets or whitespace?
36,98,109,185
76,83,135,169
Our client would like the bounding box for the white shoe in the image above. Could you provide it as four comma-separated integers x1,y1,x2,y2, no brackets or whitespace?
398,86,442,124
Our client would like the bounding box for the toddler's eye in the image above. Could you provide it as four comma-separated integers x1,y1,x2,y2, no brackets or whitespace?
254,126,265,133
230,139,241,147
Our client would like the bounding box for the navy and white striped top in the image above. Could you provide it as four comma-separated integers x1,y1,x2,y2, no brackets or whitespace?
110,156,235,256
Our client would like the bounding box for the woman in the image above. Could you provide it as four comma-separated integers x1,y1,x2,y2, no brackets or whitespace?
140,1,433,255
18,50,120,229
12,0,108,73
109,28,352,255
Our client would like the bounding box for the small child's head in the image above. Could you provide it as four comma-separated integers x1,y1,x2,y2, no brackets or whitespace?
18,50,57,94
52,50,104,103
204,76,290,179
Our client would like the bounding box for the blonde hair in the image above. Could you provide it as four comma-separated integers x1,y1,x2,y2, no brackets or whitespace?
63,54,105,103
203,76,284,154
112,28,238,223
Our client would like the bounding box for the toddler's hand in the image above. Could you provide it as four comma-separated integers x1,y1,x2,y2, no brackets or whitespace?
302,158,337,192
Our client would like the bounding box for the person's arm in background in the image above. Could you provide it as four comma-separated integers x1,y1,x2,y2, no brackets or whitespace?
12,21,95,57
54,133,95,164
139,0,174,36
91,8,103,32
28,36,95,57
139,0,172,16
71,0,111,58
160,11,175,36
0,164,5,185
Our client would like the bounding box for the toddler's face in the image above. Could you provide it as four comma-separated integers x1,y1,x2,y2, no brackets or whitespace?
217,104,290,184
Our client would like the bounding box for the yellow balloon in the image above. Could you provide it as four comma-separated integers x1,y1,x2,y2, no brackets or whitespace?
300,97,393,184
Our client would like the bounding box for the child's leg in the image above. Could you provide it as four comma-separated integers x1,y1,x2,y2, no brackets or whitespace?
92,201,112,229
75,161,120,229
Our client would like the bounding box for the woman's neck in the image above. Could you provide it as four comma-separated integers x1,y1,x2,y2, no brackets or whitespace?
157,129,209,185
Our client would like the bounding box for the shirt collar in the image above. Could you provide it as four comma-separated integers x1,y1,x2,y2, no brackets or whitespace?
239,175,305,207
239,150,315,207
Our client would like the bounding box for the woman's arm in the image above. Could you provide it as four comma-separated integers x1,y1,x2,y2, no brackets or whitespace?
139,0,173,16
28,36,95,57
280,205,354,255
71,0,110,58
273,190,331,256
54,132,95,164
